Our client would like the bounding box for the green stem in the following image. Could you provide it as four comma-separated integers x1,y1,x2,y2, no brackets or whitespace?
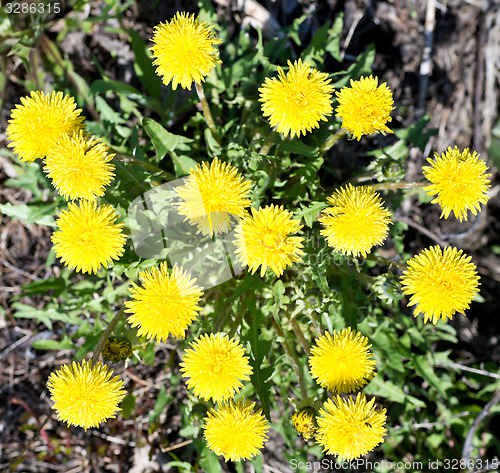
366,253,407,272
369,181,428,192
290,317,310,356
195,81,222,146
270,314,308,399
319,128,347,155
113,153,175,181
305,309,323,335
92,309,126,365
259,130,279,156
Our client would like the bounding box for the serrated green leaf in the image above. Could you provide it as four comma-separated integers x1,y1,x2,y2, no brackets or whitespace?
13,303,82,330
143,118,195,170
32,335,74,351
171,155,198,177
365,376,426,408
295,201,327,227
0,202,56,227
413,354,448,398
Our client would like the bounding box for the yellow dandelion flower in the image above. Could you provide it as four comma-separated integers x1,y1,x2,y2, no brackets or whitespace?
320,184,392,258
150,12,222,90
401,245,480,324
291,408,317,440
259,59,334,138
309,328,376,393
47,360,126,431
125,262,203,342
423,146,491,222
6,90,85,162
180,333,252,403
335,75,394,140
44,131,115,201
52,201,126,274
204,399,270,462
174,157,252,236
233,205,304,277
316,394,387,461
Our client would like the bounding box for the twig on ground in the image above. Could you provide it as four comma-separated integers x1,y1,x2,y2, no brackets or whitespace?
462,391,500,468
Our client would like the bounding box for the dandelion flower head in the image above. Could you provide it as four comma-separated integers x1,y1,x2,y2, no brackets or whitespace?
151,12,222,90
335,75,393,140
47,360,126,430
52,201,126,274
125,262,203,342
44,130,115,201
291,408,317,440
309,328,376,393
6,91,84,163
320,184,392,258
204,399,270,462
259,59,333,138
401,245,480,324
233,205,304,277
174,157,252,236
423,146,491,222
316,394,387,461
180,333,252,403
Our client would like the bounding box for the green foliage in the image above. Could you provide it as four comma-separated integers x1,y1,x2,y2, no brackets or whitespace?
4,0,496,470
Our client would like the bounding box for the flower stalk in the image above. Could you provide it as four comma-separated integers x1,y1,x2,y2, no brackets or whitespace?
195,81,222,146
92,309,126,365
270,314,309,398
259,130,279,156
319,128,347,155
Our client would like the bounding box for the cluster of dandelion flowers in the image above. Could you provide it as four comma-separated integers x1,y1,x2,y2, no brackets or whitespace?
47,360,126,430
320,184,392,258
423,146,491,222
150,12,221,90
259,59,333,138
316,394,387,461
7,90,85,163
44,130,115,201
335,75,394,140
400,245,480,324
180,333,252,403
309,328,376,393
203,400,270,462
52,201,126,274
233,205,304,277
174,158,252,236
125,262,203,342
291,408,317,440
